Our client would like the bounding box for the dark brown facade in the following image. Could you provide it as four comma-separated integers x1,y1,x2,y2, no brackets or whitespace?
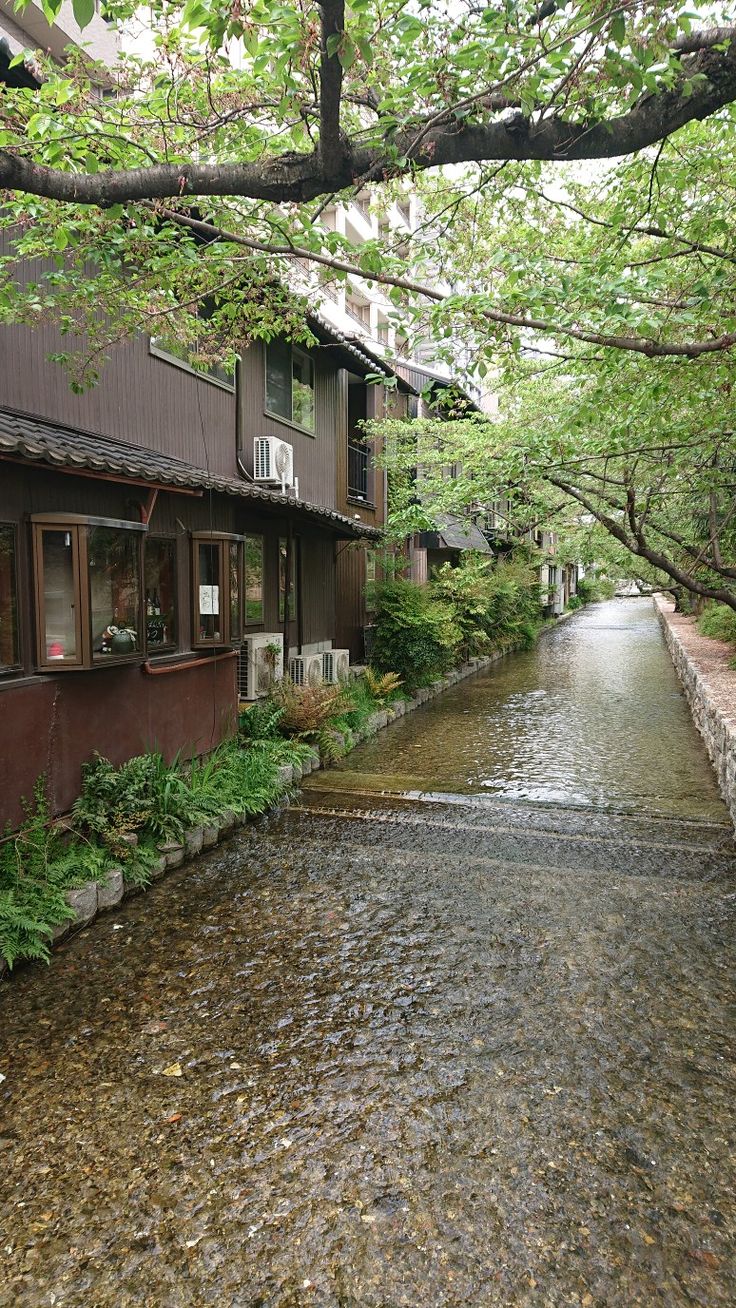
0,308,390,827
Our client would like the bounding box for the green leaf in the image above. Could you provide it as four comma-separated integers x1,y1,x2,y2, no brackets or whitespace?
610,12,625,46
72,0,95,28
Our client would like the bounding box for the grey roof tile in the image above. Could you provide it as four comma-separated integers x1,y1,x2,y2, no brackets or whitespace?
0,409,381,540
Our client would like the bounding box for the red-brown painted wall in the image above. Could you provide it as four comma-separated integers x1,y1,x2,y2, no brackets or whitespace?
0,657,237,828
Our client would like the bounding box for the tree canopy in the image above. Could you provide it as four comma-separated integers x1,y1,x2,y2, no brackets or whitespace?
2,1,736,604
2,2,736,376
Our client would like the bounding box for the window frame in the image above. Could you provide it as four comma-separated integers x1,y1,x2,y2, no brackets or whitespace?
149,336,236,393
144,535,179,655
244,534,265,629
278,536,299,624
31,514,147,672
0,522,21,674
191,531,245,649
264,341,316,435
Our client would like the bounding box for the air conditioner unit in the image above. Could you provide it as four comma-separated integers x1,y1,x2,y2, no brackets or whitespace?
238,633,284,700
289,651,324,688
323,649,350,684
254,437,294,491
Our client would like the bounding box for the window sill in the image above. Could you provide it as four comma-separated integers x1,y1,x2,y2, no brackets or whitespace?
37,656,147,673
347,496,375,510
0,672,44,691
264,408,316,438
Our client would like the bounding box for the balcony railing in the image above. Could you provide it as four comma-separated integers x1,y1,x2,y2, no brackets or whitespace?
348,442,369,501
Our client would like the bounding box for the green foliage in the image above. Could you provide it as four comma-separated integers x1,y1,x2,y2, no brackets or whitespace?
72,751,193,850
566,594,584,610
368,578,460,690
431,555,543,654
698,603,736,646
239,700,285,742
0,777,112,969
576,576,616,604
363,668,404,704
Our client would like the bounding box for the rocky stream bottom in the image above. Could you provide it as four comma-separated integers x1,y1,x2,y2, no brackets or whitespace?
0,787,734,1308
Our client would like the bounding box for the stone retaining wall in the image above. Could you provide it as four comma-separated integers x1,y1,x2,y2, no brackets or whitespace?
654,594,736,827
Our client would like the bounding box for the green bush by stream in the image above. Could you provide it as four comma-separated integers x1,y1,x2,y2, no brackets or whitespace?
697,602,736,646
368,555,544,688
0,736,306,971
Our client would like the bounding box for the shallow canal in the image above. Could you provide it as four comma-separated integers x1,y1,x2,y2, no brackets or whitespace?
1,600,734,1307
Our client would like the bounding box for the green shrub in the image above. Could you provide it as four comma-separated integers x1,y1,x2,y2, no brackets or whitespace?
566,594,583,610
431,555,543,654
0,779,113,968
576,575,615,603
698,602,736,645
368,578,460,689
239,700,284,742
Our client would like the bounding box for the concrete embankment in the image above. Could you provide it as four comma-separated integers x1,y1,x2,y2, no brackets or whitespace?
654,594,736,828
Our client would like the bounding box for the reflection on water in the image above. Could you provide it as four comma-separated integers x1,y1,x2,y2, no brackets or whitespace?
333,599,726,821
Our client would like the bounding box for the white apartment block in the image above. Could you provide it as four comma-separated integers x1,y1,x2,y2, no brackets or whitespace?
0,0,120,79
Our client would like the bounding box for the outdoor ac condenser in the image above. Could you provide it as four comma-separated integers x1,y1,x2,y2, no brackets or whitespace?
323,649,350,684
253,437,294,492
238,633,284,700
288,651,324,688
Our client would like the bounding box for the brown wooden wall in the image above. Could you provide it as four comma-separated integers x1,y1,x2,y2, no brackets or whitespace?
237,344,344,508
0,657,238,830
335,541,369,660
0,327,238,478
0,459,343,825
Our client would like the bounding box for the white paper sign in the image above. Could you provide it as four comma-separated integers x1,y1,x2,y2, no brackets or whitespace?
199,584,220,615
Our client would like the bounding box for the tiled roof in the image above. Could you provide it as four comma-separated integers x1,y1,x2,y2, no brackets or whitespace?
0,409,381,540
307,314,420,392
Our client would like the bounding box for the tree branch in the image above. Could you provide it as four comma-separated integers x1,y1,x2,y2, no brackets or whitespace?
550,477,736,608
318,0,345,172
133,204,736,358
2,32,736,204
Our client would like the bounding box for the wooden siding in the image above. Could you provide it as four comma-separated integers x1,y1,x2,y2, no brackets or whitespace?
237,343,343,508
0,326,237,478
335,541,369,660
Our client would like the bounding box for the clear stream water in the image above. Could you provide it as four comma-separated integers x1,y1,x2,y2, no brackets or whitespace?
328,599,727,821
1,599,734,1308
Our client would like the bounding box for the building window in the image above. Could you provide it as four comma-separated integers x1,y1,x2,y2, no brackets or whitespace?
150,336,235,391
245,535,264,625
278,537,297,622
31,515,146,670
0,524,19,670
145,538,177,651
89,526,142,661
265,341,315,432
229,541,242,643
192,532,244,647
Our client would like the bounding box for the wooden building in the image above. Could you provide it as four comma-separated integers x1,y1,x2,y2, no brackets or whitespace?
0,311,409,828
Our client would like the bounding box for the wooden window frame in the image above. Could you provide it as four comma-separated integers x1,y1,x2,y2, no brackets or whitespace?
0,522,22,674
145,535,179,655
244,533,265,629
264,341,316,435
191,531,245,649
31,514,146,672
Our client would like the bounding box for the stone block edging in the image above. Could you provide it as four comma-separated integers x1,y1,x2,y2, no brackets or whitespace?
654,594,736,828
0,638,536,977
